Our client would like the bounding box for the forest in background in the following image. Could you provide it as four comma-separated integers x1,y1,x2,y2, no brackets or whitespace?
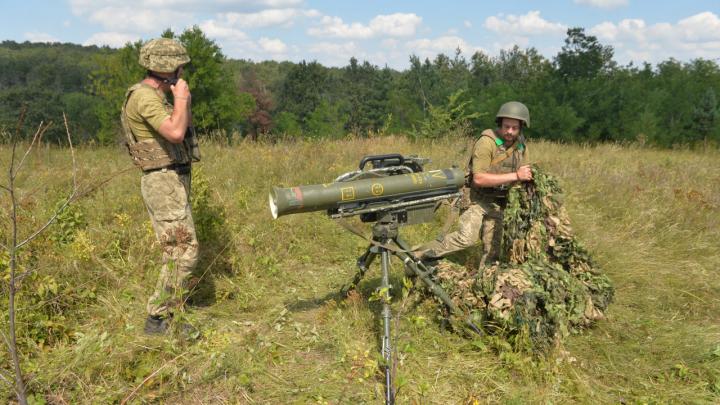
1,26,719,147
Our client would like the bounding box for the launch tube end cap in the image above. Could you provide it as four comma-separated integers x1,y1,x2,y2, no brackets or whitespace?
269,192,279,219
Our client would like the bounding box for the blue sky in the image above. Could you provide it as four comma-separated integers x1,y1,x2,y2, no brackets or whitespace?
1,0,719,69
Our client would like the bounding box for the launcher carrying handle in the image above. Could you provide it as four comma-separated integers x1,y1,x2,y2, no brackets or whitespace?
359,154,404,170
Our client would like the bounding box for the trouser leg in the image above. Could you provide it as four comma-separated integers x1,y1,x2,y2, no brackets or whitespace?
479,207,504,266
417,204,485,259
141,171,199,317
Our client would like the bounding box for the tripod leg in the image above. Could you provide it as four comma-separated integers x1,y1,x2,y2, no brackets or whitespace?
341,245,377,295
380,248,394,405
358,246,377,274
393,237,484,336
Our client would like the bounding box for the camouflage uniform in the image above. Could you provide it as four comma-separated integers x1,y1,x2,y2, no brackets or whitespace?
121,39,198,319
140,169,198,316
421,129,527,266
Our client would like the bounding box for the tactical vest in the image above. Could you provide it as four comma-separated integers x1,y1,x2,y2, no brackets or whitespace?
121,83,193,171
467,129,526,200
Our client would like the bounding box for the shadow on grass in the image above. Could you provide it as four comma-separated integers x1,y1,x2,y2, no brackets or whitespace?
284,264,400,313
185,215,235,309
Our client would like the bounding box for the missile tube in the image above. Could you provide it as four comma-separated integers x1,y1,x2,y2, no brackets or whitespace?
269,167,464,219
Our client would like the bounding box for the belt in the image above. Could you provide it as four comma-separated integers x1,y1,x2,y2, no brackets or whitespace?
472,189,509,207
143,163,191,175
474,188,508,199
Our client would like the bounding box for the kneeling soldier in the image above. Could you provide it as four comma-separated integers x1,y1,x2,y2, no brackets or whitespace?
415,101,533,266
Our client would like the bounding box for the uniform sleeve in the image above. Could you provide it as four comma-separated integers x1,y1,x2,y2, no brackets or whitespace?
471,136,496,174
136,90,171,131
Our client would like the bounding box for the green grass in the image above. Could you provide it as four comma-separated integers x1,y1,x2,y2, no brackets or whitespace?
1,136,719,404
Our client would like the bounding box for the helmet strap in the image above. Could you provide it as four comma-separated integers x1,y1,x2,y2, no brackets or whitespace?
147,68,180,86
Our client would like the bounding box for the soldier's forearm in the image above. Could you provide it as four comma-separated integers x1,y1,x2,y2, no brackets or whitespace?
472,172,519,188
158,100,190,143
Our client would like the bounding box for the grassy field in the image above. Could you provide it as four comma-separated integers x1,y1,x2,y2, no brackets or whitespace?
1,136,719,404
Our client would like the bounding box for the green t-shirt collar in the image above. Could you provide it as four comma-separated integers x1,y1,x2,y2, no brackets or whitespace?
495,135,525,151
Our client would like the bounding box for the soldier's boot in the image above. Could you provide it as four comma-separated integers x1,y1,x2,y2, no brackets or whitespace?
411,240,443,261
144,315,171,335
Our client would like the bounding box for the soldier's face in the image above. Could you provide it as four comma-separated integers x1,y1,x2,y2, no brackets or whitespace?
499,118,521,141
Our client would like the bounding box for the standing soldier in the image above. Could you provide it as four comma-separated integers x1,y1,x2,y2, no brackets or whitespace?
414,101,533,266
121,38,201,334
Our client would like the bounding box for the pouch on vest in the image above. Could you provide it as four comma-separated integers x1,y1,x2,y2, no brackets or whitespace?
457,173,473,210
184,126,201,162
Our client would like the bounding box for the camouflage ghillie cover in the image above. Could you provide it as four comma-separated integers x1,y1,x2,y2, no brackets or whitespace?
432,166,614,350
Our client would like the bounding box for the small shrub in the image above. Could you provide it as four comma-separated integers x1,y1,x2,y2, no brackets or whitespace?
50,199,86,245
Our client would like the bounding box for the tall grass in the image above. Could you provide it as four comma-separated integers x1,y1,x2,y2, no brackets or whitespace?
1,136,718,403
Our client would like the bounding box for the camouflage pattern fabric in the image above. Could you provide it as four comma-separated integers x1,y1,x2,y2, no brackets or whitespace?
141,170,199,317
431,166,614,350
139,38,191,73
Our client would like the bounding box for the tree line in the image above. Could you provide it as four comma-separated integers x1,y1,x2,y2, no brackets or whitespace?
1,26,719,147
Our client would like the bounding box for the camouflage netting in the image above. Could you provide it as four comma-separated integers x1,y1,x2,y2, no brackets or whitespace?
430,166,614,350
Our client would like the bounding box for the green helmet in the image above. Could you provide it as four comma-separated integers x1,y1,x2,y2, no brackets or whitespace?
496,101,530,128
138,38,190,73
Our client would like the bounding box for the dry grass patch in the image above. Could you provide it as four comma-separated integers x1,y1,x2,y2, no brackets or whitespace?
1,137,718,403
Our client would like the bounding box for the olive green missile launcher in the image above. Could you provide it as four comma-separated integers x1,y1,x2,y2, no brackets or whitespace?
269,154,464,223
268,154,481,405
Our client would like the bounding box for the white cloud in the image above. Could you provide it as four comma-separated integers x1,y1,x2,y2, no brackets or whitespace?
592,19,653,43
78,6,193,32
83,32,141,48
308,13,422,39
68,0,312,36
381,38,399,49
65,0,323,64
482,11,565,57
211,35,292,63
24,32,61,43
69,0,303,15
309,41,359,55
574,0,628,9
258,37,288,54
677,11,720,42
589,12,720,64
307,41,363,66
369,13,422,37
193,25,294,62
197,9,306,61
198,20,249,42
219,8,320,29
308,16,374,39
464,20,472,29
484,11,566,36
405,35,483,58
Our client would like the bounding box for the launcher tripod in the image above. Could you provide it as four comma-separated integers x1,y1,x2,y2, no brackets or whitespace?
341,209,483,405
270,153,484,404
